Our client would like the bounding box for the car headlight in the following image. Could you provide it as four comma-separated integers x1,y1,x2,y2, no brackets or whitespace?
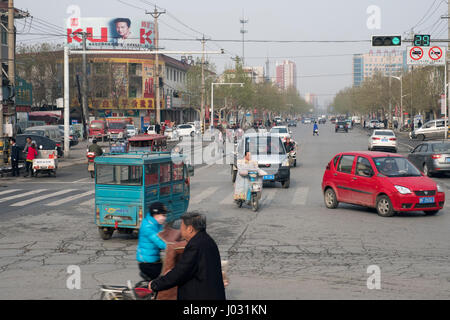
437,184,445,193
395,185,412,194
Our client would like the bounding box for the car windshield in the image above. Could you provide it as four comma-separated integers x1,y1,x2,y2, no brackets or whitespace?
244,136,286,155
25,130,45,136
373,157,421,177
109,122,125,129
431,143,450,153
90,122,104,129
126,125,134,129
374,131,394,136
270,128,288,134
337,122,346,125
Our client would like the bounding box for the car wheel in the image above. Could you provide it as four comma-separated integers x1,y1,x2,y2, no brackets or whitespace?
324,188,339,209
424,210,439,216
190,131,194,137
423,164,433,177
376,195,395,217
418,134,425,141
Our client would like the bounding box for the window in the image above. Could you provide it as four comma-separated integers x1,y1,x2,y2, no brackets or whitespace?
424,122,435,129
337,155,355,174
436,120,445,128
356,157,373,177
145,164,158,186
97,165,143,185
333,155,341,168
419,144,428,153
160,163,171,183
172,163,184,181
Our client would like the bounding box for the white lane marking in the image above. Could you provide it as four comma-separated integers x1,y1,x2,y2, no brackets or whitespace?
11,189,76,207
80,198,95,207
292,187,309,205
190,186,220,205
0,189,20,196
73,178,90,183
46,190,95,206
219,191,235,205
0,189,47,203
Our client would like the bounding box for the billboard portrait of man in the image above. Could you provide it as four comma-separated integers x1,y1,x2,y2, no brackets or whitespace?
112,18,132,45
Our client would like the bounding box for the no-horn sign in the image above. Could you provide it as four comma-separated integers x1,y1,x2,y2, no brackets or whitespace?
407,46,445,65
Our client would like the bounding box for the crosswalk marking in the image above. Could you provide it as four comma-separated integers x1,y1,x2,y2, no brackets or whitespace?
0,189,20,196
190,187,220,205
11,189,76,207
219,191,235,205
292,187,309,205
46,190,95,207
0,189,47,203
80,198,95,207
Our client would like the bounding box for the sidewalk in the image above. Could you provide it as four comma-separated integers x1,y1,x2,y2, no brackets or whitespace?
58,140,89,168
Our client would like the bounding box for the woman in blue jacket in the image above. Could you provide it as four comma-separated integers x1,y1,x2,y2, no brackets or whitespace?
137,202,169,280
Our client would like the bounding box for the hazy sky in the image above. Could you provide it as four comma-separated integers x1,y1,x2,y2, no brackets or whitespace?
15,0,450,107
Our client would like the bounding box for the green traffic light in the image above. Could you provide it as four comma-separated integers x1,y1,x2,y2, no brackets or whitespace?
392,37,400,45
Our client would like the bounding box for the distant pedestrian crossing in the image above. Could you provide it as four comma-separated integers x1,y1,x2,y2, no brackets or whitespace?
0,188,95,208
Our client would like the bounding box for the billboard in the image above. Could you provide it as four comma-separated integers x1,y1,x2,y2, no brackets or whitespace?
66,17,155,50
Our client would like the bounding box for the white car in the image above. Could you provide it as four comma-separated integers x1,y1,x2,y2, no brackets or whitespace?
369,129,397,153
146,125,157,135
177,124,197,139
126,124,137,137
270,126,291,142
164,127,179,141
369,120,384,129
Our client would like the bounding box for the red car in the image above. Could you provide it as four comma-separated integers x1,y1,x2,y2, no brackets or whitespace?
322,151,445,217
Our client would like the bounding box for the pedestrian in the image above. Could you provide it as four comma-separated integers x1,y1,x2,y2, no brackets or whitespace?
417,119,422,128
24,142,37,177
394,120,398,130
363,119,366,128
155,122,161,134
149,211,226,300
10,138,20,177
23,136,32,155
137,202,170,280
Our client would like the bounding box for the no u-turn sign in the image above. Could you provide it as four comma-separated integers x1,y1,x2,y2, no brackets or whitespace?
407,46,446,65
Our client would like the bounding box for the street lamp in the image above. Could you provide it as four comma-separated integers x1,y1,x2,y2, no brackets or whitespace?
390,75,402,129
211,82,244,131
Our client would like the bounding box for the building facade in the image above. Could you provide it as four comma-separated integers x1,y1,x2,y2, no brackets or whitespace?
275,60,297,90
353,49,408,87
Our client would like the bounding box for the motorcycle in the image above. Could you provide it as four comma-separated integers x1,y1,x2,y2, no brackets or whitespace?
235,171,263,212
87,151,96,178
313,128,319,136
289,150,297,167
99,278,156,300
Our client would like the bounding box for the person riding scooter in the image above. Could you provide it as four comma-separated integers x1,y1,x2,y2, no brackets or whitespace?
88,139,103,156
284,137,295,153
313,121,319,136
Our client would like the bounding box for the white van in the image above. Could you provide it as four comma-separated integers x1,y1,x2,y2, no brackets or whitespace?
410,119,448,141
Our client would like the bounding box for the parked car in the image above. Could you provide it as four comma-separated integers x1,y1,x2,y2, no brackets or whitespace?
126,124,137,137
164,127,180,141
335,121,348,133
409,119,447,141
58,125,79,147
368,130,397,153
322,151,445,217
15,134,60,160
24,125,63,155
407,141,450,177
146,125,157,135
177,124,197,139
231,133,290,188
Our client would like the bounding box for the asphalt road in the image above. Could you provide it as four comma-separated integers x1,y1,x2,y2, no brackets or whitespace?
0,124,449,299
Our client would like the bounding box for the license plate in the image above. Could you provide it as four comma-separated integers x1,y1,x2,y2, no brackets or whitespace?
419,197,435,204
263,175,275,180
381,138,388,142
339,126,343,128
446,158,450,163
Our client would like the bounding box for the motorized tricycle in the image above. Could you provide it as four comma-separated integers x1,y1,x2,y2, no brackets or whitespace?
32,148,58,177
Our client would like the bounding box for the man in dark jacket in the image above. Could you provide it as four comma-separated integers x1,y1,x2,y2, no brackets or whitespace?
149,212,226,300
10,138,20,177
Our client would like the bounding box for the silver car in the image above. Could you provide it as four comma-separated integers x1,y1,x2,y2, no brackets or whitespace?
231,133,291,188
408,141,450,177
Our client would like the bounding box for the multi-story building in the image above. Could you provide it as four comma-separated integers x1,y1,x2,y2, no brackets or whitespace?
353,49,408,87
305,93,318,110
17,52,193,130
275,60,297,90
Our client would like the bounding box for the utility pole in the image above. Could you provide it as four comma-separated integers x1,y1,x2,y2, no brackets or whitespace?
147,6,165,125
200,35,207,134
75,31,90,140
447,0,450,139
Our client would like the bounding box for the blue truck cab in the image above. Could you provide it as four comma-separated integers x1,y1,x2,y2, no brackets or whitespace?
94,152,192,240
